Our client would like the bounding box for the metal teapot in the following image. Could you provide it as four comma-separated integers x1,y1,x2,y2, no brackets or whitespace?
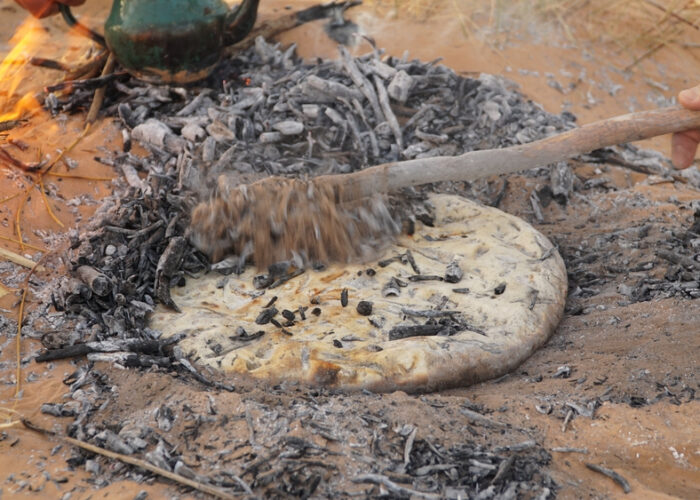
59,0,259,83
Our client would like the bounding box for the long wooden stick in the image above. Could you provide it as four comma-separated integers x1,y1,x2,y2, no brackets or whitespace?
21,419,239,499
318,106,700,200
85,53,116,126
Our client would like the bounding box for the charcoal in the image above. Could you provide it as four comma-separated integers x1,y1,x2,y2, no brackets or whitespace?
253,274,274,289
356,301,373,316
95,429,134,455
550,161,574,203
389,324,443,340
272,120,304,135
301,74,363,103
154,236,187,311
259,131,283,143
131,119,185,154
339,46,384,122
75,266,112,297
155,405,175,432
145,440,174,471
445,261,463,284
41,403,78,418
181,122,206,142
382,277,402,297
206,120,236,142
201,136,217,162
387,70,413,104
369,59,397,80
85,459,100,475
119,162,147,191
256,307,278,325
302,104,320,119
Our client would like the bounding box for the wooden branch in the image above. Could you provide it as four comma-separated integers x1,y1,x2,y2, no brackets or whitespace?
352,474,440,499
21,419,239,499
86,53,116,126
314,106,700,201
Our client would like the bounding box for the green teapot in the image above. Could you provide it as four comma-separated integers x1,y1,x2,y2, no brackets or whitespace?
59,0,259,83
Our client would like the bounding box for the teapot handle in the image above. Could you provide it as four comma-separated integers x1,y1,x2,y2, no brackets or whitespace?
58,4,106,47
223,0,260,46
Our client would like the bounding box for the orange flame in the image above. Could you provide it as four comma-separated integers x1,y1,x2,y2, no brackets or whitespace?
0,17,47,121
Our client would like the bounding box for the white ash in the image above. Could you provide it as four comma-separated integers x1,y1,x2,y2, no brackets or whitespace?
102,37,579,195
39,35,698,353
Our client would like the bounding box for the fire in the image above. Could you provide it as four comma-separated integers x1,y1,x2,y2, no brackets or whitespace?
0,17,47,121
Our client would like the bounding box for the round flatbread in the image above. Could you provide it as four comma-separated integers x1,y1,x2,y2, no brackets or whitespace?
150,194,567,392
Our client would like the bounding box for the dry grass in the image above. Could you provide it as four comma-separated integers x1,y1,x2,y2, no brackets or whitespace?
366,0,700,62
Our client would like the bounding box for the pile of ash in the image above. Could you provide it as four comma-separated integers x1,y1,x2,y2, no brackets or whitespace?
46,37,581,344
21,36,696,499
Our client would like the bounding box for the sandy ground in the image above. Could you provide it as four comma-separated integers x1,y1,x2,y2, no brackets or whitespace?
0,0,698,498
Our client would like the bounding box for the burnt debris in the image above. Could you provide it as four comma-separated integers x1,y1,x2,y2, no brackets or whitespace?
38,35,696,384
46,36,585,346
24,30,698,500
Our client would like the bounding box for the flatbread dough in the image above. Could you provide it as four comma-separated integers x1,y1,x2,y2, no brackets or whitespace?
150,194,567,392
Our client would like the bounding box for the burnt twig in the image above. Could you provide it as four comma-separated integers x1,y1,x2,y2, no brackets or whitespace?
76,265,112,297
352,474,440,499
86,53,117,126
459,407,509,428
552,447,588,454
389,324,443,340
21,419,237,499
658,250,699,270
0,120,26,132
35,339,163,362
176,357,235,392
45,71,127,94
585,463,631,494
155,236,188,311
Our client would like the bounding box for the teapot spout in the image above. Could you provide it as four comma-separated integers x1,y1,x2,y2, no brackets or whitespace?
224,0,261,46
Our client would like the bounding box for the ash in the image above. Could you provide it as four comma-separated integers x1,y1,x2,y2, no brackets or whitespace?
47,38,695,344
31,36,698,499
49,37,582,341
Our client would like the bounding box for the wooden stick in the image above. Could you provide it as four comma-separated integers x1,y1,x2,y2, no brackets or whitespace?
65,51,109,81
190,106,700,266
0,246,45,271
85,53,116,127
46,72,127,94
352,474,440,499
21,419,239,499
317,106,700,201
0,120,25,132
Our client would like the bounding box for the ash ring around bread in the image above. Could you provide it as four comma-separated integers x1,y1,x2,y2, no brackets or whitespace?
151,194,567,393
